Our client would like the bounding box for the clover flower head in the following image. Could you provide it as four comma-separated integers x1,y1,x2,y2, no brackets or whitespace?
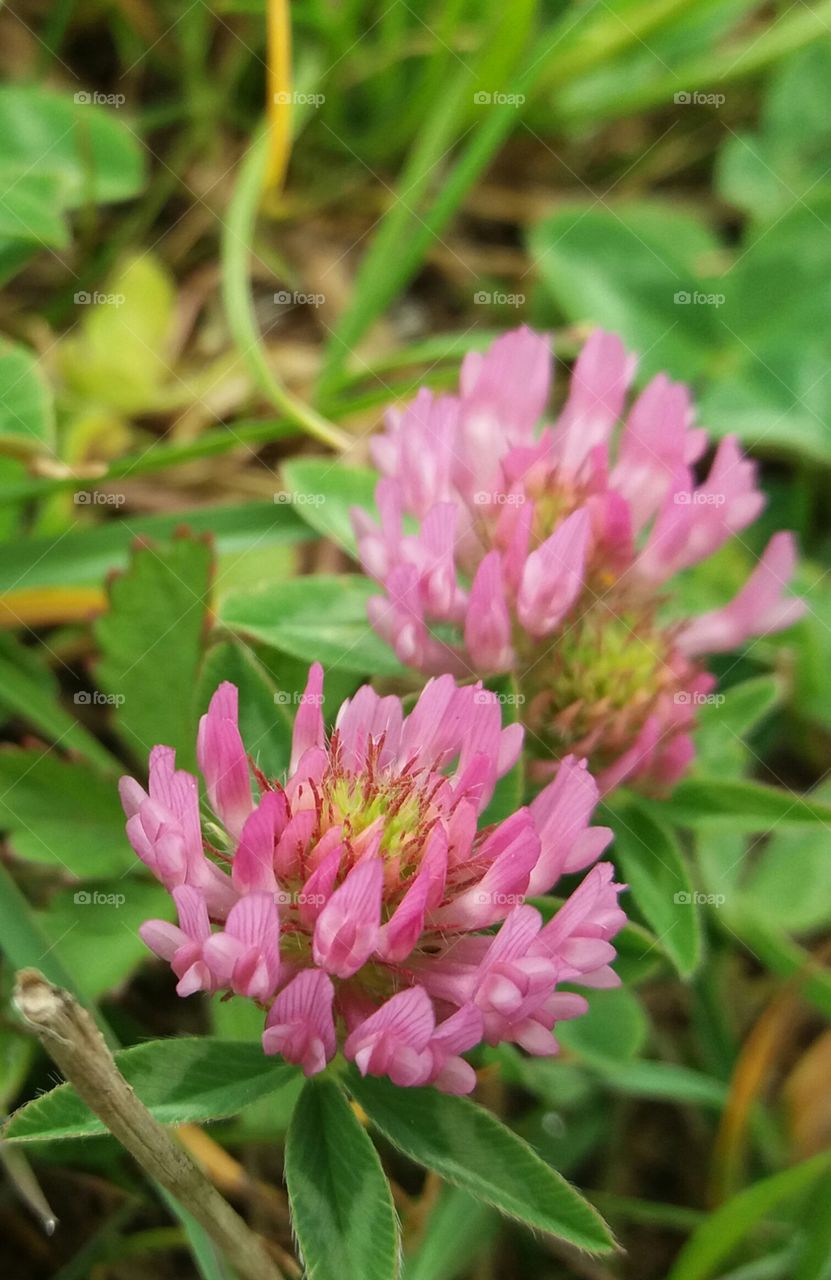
121,665,625,1092
352,326,805,791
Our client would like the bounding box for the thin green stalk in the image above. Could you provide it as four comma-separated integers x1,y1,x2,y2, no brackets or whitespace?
319,49,551,389
0,377,430,508
0,419,290,507
221,129,350,452
587,1190,707,1232
536,0,719,93
21,329,537,502
320,328,518,394
178,0,216,127
317,0,540,386
555,0,831,126
1,341,491,508
389,0,471,147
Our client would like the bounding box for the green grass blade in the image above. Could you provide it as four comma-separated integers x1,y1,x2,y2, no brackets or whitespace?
221,128,349,451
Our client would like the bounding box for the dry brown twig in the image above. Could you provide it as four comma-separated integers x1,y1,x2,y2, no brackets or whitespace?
12,968,284,1280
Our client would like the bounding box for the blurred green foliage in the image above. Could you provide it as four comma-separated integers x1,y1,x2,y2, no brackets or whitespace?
1,2,831,1278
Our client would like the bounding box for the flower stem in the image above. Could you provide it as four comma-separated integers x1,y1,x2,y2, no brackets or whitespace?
13,969,284,1280
221,127,351,453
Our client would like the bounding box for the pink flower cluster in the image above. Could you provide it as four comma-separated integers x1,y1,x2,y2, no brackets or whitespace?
121,667,625,1092
353,327,805,792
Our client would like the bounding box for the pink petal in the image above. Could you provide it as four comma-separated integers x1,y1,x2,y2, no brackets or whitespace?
399,675,466,768
197,683,253,838
373,389,458,517
428,1003,483,1094
446,798,478,867
335,684,404,772
533,863,626,986
431,1058,478,1094
118,775,146,818
377,827,448,962
147,747,202,863
289,663,325,773
678,532,805,656
430,1002,483,1056
347,986,435,1052
459,326,551,445
199,929,241,985
464,552,514,673
297,839,344,926
499,496,534,594
344,986,437,1086
517,507,590,637
434,812,540,928
263,969,336,1075
284,746,328,805
313,856,383,978
351,479,402,581
452,753,498,817
176,960,214,998
274,809,316,879
481,904,543,968
612,373,692,529
172,884,211,943
526,756,602,895
639,437,765,580
225,890,278,946
125,808,163,874
456,685,521,784
139,919,188,962
416,503,461,618
375,563,429,668
512,1019,559,1056
554,330,634,476
232,791,285,894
